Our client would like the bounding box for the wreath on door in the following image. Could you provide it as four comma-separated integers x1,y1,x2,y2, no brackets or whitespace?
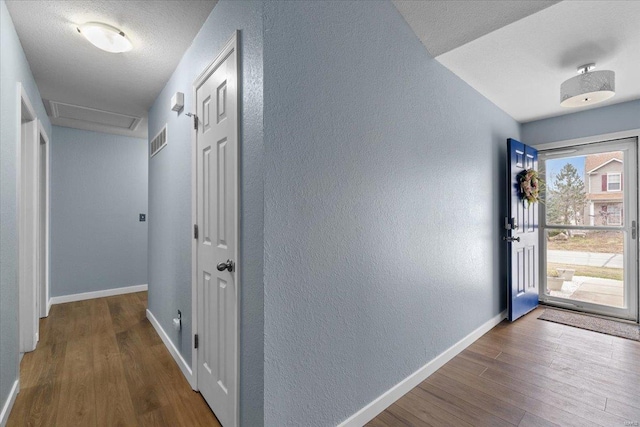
518,169,543,206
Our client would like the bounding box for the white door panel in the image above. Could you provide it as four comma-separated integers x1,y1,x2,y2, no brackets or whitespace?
195,33,238,427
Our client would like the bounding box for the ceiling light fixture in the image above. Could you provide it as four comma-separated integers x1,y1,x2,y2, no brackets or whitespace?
560,63,615,108
77,22,132,53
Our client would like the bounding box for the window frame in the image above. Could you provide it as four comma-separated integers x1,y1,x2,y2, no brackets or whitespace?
607,172,621,192
607,203,622,226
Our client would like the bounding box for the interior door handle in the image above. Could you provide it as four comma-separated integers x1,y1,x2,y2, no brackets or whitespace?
217,259,234,272
502,236,520,242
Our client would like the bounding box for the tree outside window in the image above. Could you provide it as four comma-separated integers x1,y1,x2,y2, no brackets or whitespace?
546,163,586,226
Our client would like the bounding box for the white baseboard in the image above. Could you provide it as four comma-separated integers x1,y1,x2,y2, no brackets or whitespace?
46,298,51,316
146,309,195,389
338,310,507,427
49,284,148,305
0,380,19,427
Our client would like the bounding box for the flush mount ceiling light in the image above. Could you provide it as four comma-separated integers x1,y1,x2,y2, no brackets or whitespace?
77,22,132,53
560,63,615,108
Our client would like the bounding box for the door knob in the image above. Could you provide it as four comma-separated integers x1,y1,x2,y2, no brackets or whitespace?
217,259,234,272
502,236,520,242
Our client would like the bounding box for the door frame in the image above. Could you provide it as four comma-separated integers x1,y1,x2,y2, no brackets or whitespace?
17,83,39,353
37,120,50,318
190,30,240,425
535,128,640,322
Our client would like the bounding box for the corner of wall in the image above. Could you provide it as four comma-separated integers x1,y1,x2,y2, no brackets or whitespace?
147,1,265,425
0,0,52,414
0,379,19,427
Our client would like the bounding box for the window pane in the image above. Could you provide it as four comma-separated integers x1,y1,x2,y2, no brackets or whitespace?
546,229,624,308
545,150,624,226
607,174,621,191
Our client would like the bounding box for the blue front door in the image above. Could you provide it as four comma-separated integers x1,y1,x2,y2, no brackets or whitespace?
507,139,539,321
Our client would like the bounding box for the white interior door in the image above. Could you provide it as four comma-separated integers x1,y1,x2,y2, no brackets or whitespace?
195,33,238,427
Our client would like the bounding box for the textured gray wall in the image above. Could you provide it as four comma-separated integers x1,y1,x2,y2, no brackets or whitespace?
262,2,520,425
146,1,264,425
50,126,147,297
522,100,640,145
0,0,52,412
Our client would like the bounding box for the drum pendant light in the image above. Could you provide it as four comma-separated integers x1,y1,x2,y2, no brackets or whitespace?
560,63,615,108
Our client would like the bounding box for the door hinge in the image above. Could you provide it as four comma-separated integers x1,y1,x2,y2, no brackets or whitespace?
194,224,199,239
194,334,199,349
185,112,198,130
632,220,637,240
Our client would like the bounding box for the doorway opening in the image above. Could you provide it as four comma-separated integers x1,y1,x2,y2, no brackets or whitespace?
539,137,638,321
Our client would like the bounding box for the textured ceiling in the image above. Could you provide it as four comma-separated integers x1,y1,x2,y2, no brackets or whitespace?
435,1,640,123
6,0,217,138
393,0,560,57
8,0,638,134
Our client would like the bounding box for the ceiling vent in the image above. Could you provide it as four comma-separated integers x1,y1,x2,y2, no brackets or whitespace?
150,125,167,158
48,100,141,131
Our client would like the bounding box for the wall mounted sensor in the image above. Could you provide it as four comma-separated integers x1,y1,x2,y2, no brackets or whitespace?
171,92,184,112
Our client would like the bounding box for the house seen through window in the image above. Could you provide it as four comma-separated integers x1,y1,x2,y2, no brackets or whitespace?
607,173,621,192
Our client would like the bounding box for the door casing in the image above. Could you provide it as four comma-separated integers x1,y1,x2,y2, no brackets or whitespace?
17,83,40,353
190,30,241,426
536,130,640,322
37,120,50,319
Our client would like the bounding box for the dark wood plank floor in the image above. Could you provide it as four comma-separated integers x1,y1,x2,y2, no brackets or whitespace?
369,307,640,427
8,292,220,427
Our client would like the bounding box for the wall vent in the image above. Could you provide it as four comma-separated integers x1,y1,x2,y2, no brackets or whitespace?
150,125,168,158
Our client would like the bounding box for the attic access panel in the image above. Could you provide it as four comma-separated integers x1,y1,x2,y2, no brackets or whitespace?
48,100,141,131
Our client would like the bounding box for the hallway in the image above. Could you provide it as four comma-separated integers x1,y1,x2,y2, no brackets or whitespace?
7,293,220,427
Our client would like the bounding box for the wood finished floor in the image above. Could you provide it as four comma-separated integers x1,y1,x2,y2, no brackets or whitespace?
7,292,221,427
369,307,640,427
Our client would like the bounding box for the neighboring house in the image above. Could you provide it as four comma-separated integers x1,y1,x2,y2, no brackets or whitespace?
585,151,624,226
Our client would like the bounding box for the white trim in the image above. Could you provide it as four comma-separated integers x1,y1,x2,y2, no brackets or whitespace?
587,158,622,174
191,30,240,427
191,75,198,387
19,84,36,121
534,128,640,151
18,83,39,353
49,284,148,305
146,309,195,388
46,298,52,317
0,380,19,427
338,310,507,427
37,120,50,318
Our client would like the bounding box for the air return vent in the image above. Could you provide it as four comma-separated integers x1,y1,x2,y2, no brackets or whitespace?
150,125,167,158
